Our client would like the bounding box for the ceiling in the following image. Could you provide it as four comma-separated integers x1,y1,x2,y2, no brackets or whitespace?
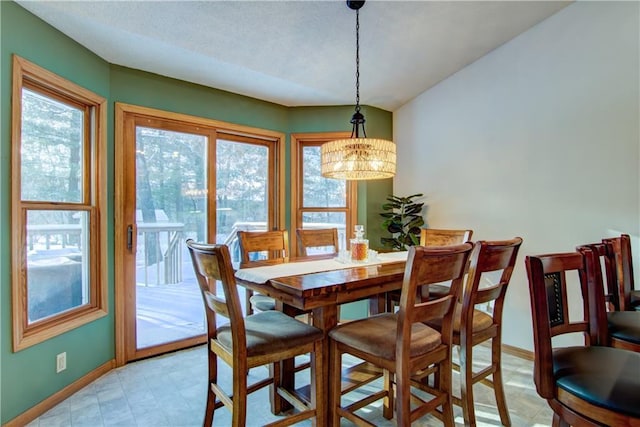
18,0,571,111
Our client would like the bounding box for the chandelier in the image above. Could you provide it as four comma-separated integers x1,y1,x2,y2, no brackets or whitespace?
321,0,396,181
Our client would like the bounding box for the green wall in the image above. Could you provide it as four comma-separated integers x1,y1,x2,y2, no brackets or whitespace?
1,2,114,423
0,2,392,423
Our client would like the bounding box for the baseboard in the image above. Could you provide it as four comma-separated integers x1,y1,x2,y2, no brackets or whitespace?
502,343,534,361
4,359,115,427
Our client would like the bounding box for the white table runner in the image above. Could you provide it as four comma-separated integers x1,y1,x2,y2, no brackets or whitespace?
234,251,408,284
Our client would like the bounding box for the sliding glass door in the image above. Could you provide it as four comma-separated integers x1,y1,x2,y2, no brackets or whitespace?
116,106,279,362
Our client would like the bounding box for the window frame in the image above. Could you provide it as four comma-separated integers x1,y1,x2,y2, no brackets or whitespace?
11,55,107,351
290,132,357,256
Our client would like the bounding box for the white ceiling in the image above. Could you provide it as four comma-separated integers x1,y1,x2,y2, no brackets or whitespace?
18,0,571,111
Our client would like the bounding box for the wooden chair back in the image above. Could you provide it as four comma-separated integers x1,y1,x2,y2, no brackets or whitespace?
408,228,473,303
461,237,523,335
578,239,640,352
237,230,289,268
296,228,339,257
186,240,246,355
420,228,473,246
602,234,636,311
396,243,474,358
524,250,608,398
576,242,619,312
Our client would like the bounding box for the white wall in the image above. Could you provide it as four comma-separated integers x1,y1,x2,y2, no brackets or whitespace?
394,1,639,351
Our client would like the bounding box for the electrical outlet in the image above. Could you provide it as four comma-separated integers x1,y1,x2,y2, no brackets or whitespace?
56,352,66,373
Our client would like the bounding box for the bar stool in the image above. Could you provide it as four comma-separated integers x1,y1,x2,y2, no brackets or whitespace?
525,249,640,426
329,243,473,425
427,237,522,426
577,237,640,352
186,240,325,426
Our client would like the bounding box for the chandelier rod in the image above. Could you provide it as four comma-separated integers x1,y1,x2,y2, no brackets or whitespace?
355,7,360,114
349,5,367,139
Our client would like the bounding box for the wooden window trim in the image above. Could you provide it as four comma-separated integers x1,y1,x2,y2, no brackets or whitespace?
11,55,107,351
290,132,357,256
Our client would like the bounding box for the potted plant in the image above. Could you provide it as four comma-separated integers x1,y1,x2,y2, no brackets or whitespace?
380,193,425,250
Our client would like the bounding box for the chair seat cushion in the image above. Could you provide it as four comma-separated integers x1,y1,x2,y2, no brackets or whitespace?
328,313,441,361
217,310,322,357
249,294,276,311
608,311,640,345
426,303,493,334
552,346,640,418
630,290,640,308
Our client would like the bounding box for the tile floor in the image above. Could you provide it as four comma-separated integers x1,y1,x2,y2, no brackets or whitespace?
27,343,553,427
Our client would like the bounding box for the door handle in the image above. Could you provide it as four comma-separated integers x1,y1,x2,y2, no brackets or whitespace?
127,225,133,250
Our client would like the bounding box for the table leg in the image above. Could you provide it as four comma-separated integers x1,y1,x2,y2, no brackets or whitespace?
369,294,387,315
313,304,338,423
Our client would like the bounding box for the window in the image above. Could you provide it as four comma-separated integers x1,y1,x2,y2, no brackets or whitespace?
11,55,107,351
290,133,357,255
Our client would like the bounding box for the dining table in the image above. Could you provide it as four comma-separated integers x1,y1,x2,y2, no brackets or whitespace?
234,251,408,421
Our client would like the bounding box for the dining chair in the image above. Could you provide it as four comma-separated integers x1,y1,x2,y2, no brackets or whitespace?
426,237,522,426
185,240,325,427
329,243,473,426
237,230,289,315
420,228,474,247
602,233,640,311
295,227,339,257
577,239,640,352
525,250,640,426
386,228,473,311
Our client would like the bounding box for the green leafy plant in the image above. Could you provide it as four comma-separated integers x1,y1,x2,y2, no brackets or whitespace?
380,193,425,250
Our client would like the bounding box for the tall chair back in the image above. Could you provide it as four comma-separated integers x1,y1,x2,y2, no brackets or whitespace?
237,230,289,314
527,251,603,390
237,229,289,268
420,228,473,246
401,228,473,305
602,234,638,311
296,228,339,257
187,240,246,356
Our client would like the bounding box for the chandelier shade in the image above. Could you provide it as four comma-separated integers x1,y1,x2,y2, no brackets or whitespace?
321,137,396,180
320,0,396,181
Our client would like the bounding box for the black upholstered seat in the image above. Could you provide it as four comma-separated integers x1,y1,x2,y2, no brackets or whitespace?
608,311,640,345
553,346,640,418
631,290,640,308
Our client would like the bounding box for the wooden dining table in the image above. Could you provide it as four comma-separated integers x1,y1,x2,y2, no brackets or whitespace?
234,253,408,422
